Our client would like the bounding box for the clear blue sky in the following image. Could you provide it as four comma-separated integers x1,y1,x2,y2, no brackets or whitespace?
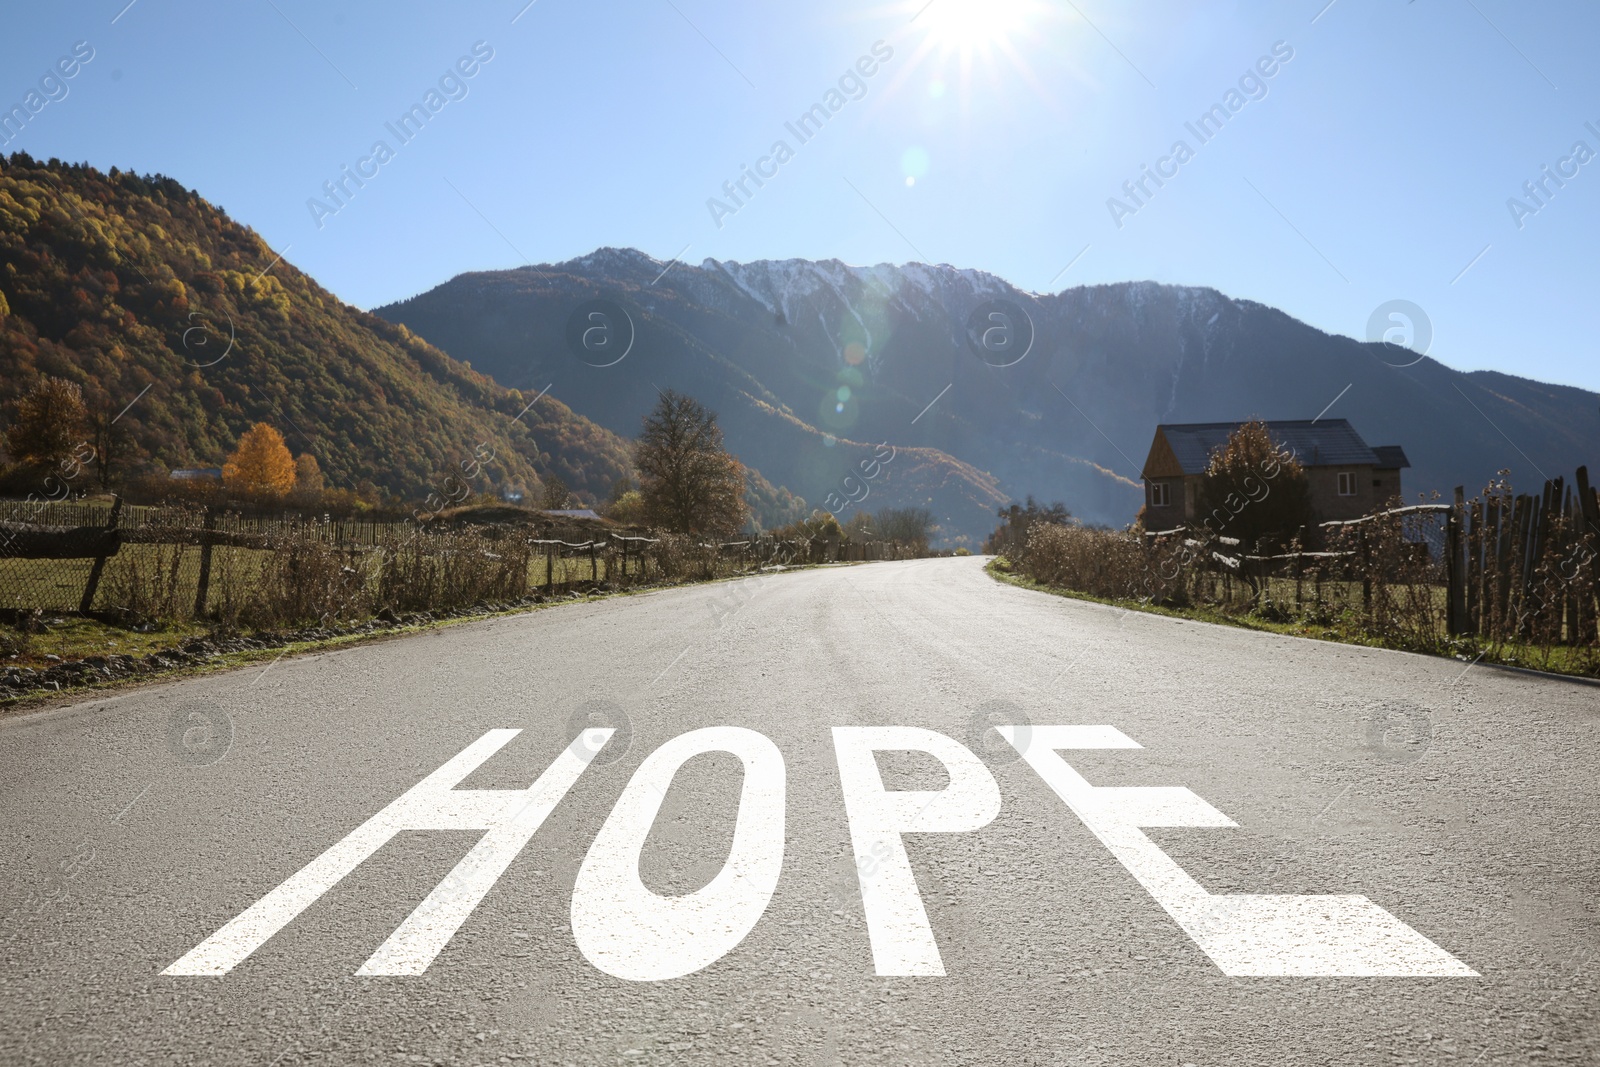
5,0,1598,390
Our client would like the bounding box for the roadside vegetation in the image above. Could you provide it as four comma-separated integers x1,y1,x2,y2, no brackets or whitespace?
986,423,1600,680
1,389,937,705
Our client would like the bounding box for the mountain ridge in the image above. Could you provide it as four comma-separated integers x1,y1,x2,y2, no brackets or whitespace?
377,247,1599,542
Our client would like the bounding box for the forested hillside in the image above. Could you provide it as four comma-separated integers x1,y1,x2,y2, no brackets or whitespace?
0,154,633,504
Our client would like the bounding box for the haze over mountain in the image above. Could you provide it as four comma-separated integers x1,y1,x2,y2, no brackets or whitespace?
378,247,1600,543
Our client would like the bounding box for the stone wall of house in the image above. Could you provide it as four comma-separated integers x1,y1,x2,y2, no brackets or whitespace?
1311,465,1405,525
1141,465,1405,530
1141,478,1187,528
1308,465,1376,523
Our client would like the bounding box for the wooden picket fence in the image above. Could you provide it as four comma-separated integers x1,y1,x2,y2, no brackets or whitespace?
1452,468,1600,644
1097,467,1599,650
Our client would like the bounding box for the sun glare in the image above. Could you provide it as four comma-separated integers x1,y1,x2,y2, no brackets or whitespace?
914,0,1031,54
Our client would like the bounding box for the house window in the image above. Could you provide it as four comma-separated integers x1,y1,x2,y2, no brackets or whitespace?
1337,471,1358,496
1148,482,1171,507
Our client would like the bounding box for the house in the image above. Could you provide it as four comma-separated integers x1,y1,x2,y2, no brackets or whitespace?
169,467,223,482
1140,419,1409,529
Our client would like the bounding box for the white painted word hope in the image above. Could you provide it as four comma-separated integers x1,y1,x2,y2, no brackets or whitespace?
164,724,1476,981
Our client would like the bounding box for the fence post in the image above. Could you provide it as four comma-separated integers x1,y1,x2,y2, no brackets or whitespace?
589,542,598,582
546,544,554,591
78,494,123,614
193,506,217,618
1447,487,1466,636
1512,494,1534,638
1576,467,1600,644
1563,485,1580,645
1359,525,1372,618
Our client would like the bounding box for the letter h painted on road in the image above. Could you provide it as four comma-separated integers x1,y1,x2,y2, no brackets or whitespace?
163,729,604,976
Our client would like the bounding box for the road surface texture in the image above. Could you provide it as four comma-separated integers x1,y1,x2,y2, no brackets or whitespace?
2,557,1596,1066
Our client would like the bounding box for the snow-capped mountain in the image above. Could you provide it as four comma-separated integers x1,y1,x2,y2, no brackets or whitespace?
375,248,1598,543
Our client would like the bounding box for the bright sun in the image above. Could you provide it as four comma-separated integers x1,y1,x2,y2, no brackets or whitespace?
913,0,1031,53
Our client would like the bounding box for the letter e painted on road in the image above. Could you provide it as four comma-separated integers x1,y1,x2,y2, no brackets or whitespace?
998,725,1477,977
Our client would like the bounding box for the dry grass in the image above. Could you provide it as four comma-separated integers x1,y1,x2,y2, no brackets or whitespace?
1012,503,1597,668
375,529,535,617
100,541,189,624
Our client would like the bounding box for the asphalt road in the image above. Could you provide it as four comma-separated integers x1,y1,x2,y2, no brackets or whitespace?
2,557,1597,1066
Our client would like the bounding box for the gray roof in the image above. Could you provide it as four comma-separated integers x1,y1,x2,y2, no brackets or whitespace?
1371,445,1411,470
1157,419,1387,475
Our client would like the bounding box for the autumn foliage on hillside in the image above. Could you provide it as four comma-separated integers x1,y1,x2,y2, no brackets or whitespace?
0,154,632,504
222,422,296,499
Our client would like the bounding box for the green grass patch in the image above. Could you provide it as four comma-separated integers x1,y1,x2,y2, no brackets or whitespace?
0,615,215,669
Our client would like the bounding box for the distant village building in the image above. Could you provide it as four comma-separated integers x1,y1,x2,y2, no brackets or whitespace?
541,508,601,521
1140,419,1409,528
168,467,223,482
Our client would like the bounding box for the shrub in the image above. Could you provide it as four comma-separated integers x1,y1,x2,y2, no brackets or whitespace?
249,536,373,628
100,542,188,624
1023,522,1144,599
984,497,1070,556
607,489,646,526
375,528,533,615
1194,420,1314,553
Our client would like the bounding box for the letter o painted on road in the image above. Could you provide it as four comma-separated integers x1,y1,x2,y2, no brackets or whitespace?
570,727,786,981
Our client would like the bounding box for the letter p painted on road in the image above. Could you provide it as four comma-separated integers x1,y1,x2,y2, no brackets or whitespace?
831,727,1002,977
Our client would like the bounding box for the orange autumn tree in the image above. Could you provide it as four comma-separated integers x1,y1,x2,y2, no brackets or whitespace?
223,422,296,499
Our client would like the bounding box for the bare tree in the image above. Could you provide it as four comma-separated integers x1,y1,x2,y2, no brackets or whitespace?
874,506,937,550
540,473,570,510
636,391,748,536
